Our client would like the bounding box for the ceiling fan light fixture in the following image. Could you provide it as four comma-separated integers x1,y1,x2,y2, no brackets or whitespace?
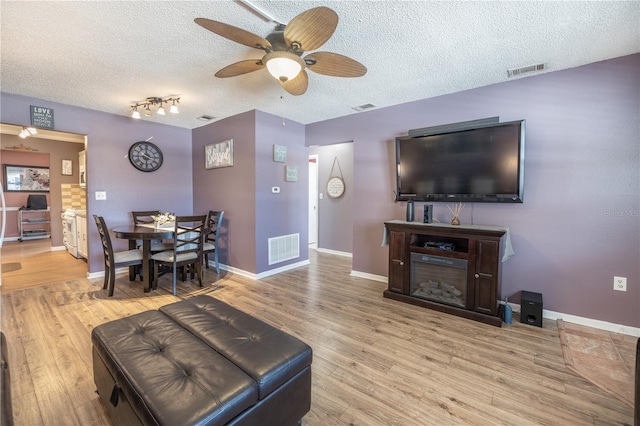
264,51,304,82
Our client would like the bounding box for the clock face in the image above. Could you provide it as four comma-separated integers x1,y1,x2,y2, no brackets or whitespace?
326,176,345,199
129,141,163,172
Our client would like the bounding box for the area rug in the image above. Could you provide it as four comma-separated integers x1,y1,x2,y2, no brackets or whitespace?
558,319,634,408
1,262,22,273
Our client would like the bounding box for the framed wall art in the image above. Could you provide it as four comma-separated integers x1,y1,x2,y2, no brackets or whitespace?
285,165,298,182
3,164,50,192
62,159,73,176
205,139,234,169
273,144,287,162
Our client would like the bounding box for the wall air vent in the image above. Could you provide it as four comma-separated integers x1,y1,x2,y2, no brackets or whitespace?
268,233,300,265
507,63,548,77
197,115,215,121
352,103,377,112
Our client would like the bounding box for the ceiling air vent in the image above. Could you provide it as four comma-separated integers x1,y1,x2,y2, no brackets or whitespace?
352,103,377,112
197,115,215,121
507,63,547,77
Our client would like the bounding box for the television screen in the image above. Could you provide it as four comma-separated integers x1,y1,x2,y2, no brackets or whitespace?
396,120,525,203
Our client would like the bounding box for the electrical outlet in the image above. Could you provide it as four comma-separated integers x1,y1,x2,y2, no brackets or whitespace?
613,276,627,292
95,191,107,200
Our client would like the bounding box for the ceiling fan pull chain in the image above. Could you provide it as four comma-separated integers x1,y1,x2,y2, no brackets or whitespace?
281,95,286,126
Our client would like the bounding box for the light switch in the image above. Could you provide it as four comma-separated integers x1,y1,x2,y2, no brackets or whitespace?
95,191,107,200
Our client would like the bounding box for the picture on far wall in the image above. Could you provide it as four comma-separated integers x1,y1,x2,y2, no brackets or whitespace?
62,159,72,176
3,164,50,192
205,139,234,169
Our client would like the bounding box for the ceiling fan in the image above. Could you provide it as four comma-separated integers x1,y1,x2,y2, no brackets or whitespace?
194,6,367,96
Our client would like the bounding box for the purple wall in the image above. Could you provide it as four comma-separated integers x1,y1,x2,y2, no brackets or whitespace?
254,111,307,273
0,93,193,273
192,110,307,274
306,54,640,327
2,54,637,327
192,111,257,273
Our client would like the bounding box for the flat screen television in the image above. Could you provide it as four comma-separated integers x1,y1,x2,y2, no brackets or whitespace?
396,119,525,203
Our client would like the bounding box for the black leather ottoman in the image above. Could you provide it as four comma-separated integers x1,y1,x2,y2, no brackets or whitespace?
92,295,312,426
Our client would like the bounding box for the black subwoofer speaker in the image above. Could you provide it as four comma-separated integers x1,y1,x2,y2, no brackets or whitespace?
520,291,543,327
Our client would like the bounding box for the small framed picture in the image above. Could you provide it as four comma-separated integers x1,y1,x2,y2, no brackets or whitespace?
205,139,234,169
285,165,298,182
273,144,287,162
62,159,73,176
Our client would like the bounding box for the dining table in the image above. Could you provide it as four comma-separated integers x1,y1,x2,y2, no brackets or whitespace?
112,225,174,293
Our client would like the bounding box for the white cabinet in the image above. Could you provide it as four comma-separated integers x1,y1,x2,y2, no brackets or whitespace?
18,209,51,242
79,150,86,188
77,214,88,259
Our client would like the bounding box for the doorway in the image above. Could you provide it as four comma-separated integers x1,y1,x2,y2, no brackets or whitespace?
308,155,318,249
0,123,87,282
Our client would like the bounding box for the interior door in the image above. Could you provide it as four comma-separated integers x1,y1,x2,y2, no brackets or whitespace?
308,156,318,247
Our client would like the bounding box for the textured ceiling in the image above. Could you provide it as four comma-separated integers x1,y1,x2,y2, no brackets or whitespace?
1,1,638,129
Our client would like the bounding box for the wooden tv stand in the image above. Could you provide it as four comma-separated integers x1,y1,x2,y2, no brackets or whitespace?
383,220,508,327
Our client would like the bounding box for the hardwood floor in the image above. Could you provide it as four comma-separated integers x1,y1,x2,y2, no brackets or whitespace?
0,249,634,425
1,239,87,291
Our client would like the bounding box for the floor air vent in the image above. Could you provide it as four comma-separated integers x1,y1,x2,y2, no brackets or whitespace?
507,63,547,77
268,233,300,265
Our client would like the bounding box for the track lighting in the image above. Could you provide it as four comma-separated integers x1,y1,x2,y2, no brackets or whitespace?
19,126,38,138
169,99,179,114
130,96,180,119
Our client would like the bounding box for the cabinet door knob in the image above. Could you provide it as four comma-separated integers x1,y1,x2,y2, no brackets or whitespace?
474,273,480,278
399,261,404,266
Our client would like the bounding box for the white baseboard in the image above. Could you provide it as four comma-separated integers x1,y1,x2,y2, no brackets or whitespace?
500,301,640,337
255,260,310,279
316,248,352,258
351,270,387,283
221,260,311,280
542,308,640,337
51,245,66,251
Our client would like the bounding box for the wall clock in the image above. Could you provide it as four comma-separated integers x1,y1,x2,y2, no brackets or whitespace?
128,141,163,172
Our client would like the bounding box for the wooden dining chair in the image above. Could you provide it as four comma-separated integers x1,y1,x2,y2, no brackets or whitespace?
93,215,144,297
203,210,224,274
131,210,173,253
151,215,207,296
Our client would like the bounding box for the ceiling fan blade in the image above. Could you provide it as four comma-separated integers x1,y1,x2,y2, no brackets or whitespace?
284,7,338,52
215,60,265,78
279,70,308,96
304,52,367,77
195,18,272,50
